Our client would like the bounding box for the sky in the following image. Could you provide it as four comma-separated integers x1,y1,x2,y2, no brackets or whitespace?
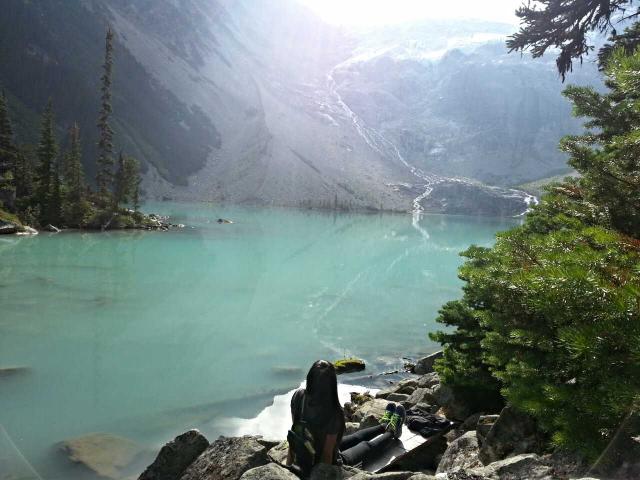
296,0,524,26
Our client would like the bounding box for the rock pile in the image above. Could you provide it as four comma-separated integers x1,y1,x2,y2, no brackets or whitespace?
134,353,603,480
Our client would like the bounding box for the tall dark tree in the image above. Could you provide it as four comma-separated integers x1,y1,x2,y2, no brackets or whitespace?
507,0,640,79
63,123,91,226
0,91,17,210
114,152,140,208
35,99,59,224
96,27,115,201
14,147,34,200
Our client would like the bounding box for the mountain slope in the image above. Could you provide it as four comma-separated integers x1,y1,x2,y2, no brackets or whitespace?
0,1,601,213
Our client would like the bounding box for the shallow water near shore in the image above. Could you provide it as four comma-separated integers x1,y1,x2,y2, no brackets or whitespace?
0,203,517,479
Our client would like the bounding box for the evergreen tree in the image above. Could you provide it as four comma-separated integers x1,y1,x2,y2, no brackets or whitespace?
14,147,34,200
431,45,640,460
35,99,59,225
96,27,115,202
507,0,638,79
0,91,17,210
62,123,91,226
114,153,140,208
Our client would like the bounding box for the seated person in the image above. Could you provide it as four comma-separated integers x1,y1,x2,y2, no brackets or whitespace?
286,360,405,477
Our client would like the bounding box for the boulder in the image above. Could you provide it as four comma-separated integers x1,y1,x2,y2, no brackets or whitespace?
376,378,418,399
351,399,390,425
138,430,209,480
179,436,269,480
267,441,289,465
349,472,414,480
412,352,443,375
333,358,366,374
405,388,436,407
407,476,436,480
44,224,61,233
0,366,30,377
430,384,472,421
417,373,440,389
469,453,552,479
60,433,143,479
309,463,359,479
239,463,299,480
476,415,499,445
386,393,409,403
345,422,361,435
0,220,18,235
436,431,482,474
17,226,38,235
478,406,544,465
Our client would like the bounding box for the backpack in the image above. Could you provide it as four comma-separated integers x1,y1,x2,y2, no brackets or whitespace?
287,390,316,477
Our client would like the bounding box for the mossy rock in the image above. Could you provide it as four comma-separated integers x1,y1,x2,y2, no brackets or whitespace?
333,358,365,374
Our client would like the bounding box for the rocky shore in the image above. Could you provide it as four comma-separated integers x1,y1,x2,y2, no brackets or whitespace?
131,352,599,480
0,212,182,235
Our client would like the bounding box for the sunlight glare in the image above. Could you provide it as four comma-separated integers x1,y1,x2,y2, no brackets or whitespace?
297,0,522,26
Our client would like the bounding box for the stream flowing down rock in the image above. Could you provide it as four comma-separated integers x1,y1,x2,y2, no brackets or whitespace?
138,430,209,480
179,436,269,480
60,433,143,479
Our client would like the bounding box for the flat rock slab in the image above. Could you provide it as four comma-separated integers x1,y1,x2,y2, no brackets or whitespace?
0,366,30,377
60,432,143,479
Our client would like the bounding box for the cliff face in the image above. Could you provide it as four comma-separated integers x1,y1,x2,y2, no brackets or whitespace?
0,1,599,212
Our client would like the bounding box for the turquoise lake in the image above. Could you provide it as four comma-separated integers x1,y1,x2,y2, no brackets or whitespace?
0,203,517,479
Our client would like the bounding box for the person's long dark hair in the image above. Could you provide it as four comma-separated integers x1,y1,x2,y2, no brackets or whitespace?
305,360,343,422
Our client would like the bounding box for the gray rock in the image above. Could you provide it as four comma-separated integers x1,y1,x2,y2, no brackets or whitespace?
345,422,361,435
417,372,440,389
349,472,414,480
240,463,299,480
407,475,436,480
476,415,499,446
0,366,30,377
267,441,289,465
0,220,18,235
309,463,359,479
376,378,418,399
351,399,389,425
405,388,436,407
179,436,269,480
44,224,61,233
139,430,209,480
478,406,544,465
430,384,472,421
60,433,143,479
436,431,482,474
469,453,552,479
387,393,410,403
412,352,443,375
17,225,38,235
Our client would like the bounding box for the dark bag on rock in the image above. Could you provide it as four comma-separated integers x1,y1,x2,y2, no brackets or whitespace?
405,406,452,438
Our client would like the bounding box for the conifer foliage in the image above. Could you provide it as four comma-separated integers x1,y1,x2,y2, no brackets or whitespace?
1,27,144,230
96,28,115,203
431,39,640,459
0,92,17,210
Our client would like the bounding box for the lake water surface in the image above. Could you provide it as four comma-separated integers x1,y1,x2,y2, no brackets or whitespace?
0,203,517,479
